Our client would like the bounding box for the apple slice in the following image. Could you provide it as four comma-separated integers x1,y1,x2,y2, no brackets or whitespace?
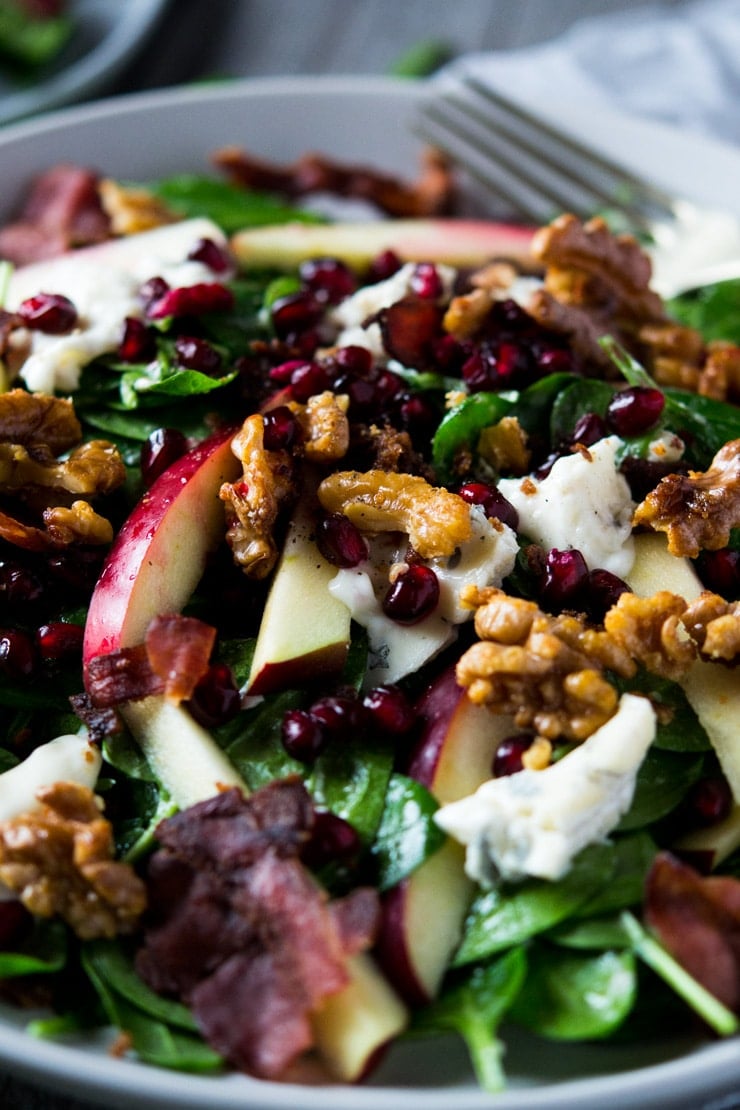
377,665,514,1004
627,532,740,804
674,805,740,871
83,425,240,672
231,218,535,272
311,953,407,1082
247,498,351,695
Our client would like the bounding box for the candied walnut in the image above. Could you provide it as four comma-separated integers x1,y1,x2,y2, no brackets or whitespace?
457,588,622,741
213,145,455,218
43,500,114,545
220,414,294,578
521,736,552,771
348,423,434,480
98,179,177,235
603,590,696,680
477,416,531,476
527,214,668,372
0,390,81,454
697,342,740,404
289,391,349,463
317,468,471,559
633,440,740,558
0,439,125,496
443,288,494,340
0,782,146,940
682,592,740,662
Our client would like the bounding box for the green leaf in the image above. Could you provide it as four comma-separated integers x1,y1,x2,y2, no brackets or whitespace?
82,949,223,1072
413,948,527,1093
0,2,73,68
620,911,739,1037
0,919,67,978
614,670,710,753
83,940,198,1032
617,750,705,831
667,278,740,344
549,378,613,444
146,174,324,234
573,831,657,919
432,391,513,480
549,914,632,950
509,943,636,1039
453,841,616,967
388,39,453,78
372,774,446,891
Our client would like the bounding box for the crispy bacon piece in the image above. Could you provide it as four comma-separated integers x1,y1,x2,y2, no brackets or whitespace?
0,165,110,265
136,782,379,1079
213,145,455,217
68,693,123,744
645,852,740,1013
144,614,216,704
85,645,165,708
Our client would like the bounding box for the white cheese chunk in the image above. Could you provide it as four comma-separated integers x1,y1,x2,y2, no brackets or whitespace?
435,693,656,884
498,435,636,577
329,507,517,687
0,732,101,822
7,218,228,394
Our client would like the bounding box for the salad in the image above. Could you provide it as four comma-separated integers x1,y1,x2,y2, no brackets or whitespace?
0,146,738,1098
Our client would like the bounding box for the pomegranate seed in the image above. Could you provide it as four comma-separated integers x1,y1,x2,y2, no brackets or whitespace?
458,482,519,530
187,662,241,728
606,386,665,437
289,360,332,402
410,262,443,299
174,335,222,375
537,348,573,374
685,776,733,827
372,368,404,407
493,734,536,777
398,393,437,438
140,428,188,486
118,316,155,362
362,685,415,734
187,237,233,274
17,292,77,333
309,695,369,741
36,621,84,661
433,333,469,374
316,514,368,568
147,282,235,320
0,628,36,678
47,548,103,593
270,290,323,339
697,548,740,599
281,709,326,762
571,411,608,447
540,548,589,612
382,565,440,624
332,345,373,377
262,405,297,450
0,562,44,605
299,257,356,304
584,568,629,621
367,249,402,283
138,276,170,312
269,358,312,384
302,810,361,869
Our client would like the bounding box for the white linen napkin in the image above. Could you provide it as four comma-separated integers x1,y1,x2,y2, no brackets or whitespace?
446,0,740,147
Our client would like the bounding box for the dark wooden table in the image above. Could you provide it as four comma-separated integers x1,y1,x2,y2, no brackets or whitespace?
2,1,689,1107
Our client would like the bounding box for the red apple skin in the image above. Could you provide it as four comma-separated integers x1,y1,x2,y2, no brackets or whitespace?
376,664,512,1005
83,425,240,682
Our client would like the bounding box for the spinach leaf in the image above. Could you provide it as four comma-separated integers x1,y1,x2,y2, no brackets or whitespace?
82,948,223,1072
372,774,446,891
548,914,632,951
509,943,636,1039
145,174,324,234
0,919,67,978
412,948,526,1093
573,831,657,919
549,378,613,444
453,841,616,967
83,940,198,1032
432,391,512,480
0,2,73,69
617,750,705,831
667,278,740,344
614,670,710,753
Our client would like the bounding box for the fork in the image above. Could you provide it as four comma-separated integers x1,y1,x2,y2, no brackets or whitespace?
414,72,740,299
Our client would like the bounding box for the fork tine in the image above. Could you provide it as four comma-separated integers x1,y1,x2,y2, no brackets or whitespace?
462,73,679,217
417,73,682,231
